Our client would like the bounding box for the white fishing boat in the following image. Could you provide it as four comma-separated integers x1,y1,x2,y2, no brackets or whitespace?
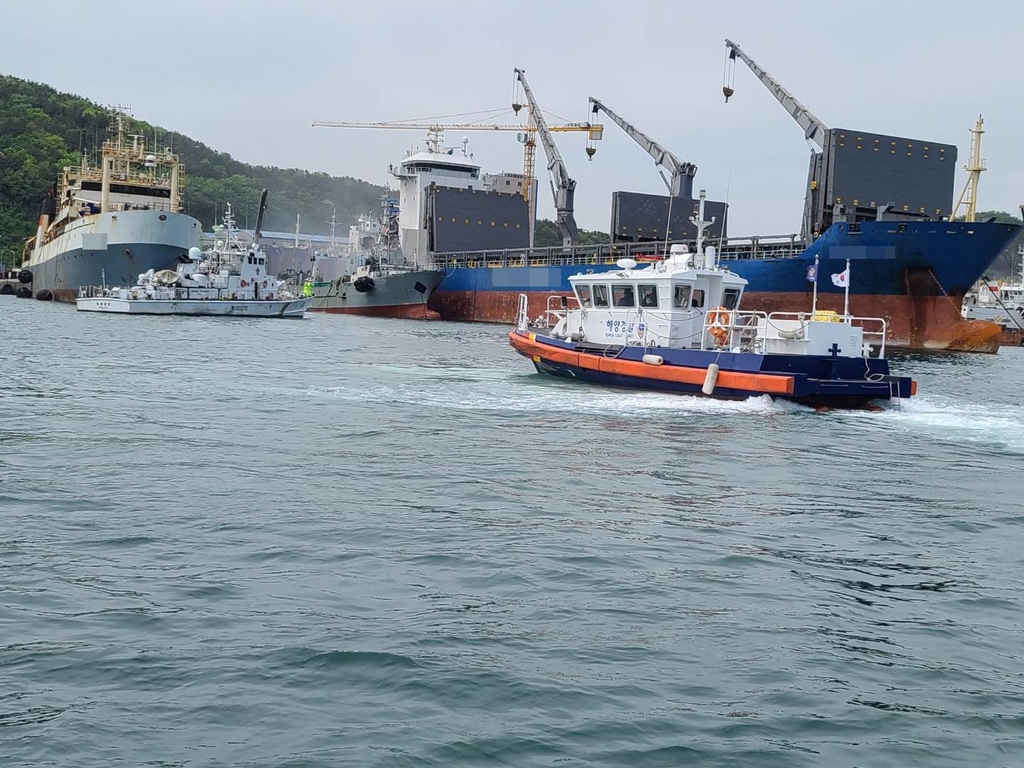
76,202,310,318
962,248,1024,334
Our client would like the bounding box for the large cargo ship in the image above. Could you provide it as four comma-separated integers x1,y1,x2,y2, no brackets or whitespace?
20,110,201,301
430,217,1020,350
424,45,1022,351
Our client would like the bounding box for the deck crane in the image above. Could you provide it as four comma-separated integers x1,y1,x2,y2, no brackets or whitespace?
587,97,696,198
513,68,595,247
723,39,828,150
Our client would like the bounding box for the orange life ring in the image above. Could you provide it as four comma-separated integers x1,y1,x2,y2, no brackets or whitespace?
240,279,248,288
707,306,731,346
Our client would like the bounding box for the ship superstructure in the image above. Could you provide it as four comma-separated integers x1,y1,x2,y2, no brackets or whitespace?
389,132,536,264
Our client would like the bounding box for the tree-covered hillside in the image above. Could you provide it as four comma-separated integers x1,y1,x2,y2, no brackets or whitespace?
0,74,387,246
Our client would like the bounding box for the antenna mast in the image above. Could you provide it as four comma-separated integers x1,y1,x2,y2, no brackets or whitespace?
950,115,986,223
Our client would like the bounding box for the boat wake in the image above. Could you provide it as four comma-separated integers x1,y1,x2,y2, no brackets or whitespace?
863,396,1024,455
302,365,810,419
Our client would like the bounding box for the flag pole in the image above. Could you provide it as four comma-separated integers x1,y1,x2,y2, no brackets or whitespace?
843,258,851,319
811,254,819,314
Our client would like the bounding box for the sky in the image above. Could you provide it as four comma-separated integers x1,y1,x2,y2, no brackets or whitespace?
3,0,1022,235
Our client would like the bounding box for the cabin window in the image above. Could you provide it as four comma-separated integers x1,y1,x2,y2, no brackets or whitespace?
576,284,592,307
722,288,741,310
612,284,635,307
692,289,706,309
593,284,610,308
638,284,658,308
673,284,692,309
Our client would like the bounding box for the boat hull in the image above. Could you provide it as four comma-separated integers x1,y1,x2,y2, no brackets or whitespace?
433,220,1022,353
23,211,202,302
75,297,311,318
308,269,444,320
509,330,915,409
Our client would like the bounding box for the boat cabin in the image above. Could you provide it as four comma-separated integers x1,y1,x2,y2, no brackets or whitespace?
539,244,880,358
559,246,745,349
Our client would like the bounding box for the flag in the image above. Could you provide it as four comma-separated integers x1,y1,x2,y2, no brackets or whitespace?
831,268,849,288
806,264,818,283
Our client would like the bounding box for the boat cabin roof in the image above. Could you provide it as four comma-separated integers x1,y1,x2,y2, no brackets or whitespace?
566,252,747,312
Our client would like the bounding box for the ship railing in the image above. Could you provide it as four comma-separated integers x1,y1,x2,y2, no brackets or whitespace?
431,234,806,270
515,293,530,331
538,294,578,328
761,311,888,358
703,310,769,351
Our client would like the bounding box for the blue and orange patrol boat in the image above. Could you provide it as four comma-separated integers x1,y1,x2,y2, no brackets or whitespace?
509,201,916,410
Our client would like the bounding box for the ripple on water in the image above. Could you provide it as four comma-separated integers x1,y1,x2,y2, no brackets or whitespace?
1,303,1024,767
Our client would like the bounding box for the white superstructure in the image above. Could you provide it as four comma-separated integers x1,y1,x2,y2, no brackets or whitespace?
390,134,537,264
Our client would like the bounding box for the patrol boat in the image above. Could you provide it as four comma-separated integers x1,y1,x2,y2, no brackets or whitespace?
510,198,916,410
76,204,310,318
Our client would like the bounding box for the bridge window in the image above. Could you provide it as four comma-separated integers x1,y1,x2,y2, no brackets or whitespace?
722,288,741,310
593,284,610,308
576,284,592,307
638,284,658,308
612,284,635,307
673,284,692,309
692,289,706,309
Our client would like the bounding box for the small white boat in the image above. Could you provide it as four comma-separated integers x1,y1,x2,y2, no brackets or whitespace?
76,203,311,318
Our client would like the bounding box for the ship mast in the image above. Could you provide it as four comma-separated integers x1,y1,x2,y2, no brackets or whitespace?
950,115,986,223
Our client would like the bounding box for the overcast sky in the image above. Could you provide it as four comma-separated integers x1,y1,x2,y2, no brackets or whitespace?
3,0,1021,234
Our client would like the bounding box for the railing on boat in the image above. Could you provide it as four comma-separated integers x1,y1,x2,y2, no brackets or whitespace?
433,234,806,271
704,310,888,358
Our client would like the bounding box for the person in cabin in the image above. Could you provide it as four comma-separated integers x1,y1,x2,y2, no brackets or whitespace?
616,285,634,307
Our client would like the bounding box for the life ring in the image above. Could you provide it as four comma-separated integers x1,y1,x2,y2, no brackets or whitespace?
707,306,731,346
240,279,248,287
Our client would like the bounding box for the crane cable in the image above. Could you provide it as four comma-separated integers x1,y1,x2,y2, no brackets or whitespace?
723,47,736,102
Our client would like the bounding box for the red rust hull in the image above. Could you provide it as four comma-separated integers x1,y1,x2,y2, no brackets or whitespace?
431,289,1000,353
309,303,441,320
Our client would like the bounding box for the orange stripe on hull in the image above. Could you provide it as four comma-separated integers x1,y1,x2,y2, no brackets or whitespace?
509,332,795,395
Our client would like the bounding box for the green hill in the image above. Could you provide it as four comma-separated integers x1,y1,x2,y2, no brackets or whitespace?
0,74,388,247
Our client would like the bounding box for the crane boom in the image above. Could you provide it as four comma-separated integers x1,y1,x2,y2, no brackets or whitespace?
514,68,578,246
587,97,696,198
312,120,596,132
312,121,526,131
724,39,828,149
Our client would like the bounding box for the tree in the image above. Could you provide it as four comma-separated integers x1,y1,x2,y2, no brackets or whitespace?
532,218,610,248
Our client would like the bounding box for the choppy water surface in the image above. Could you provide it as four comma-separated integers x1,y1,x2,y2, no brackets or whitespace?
2,299,1023,767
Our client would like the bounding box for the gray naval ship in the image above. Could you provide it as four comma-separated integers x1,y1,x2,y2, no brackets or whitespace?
16,109,200,302
307,195,443,320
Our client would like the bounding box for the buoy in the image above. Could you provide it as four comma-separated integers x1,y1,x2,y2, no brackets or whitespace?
16,287,31,299
642,354,664,366
35,289,53,301
702,363,720,395
18,268,33,284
